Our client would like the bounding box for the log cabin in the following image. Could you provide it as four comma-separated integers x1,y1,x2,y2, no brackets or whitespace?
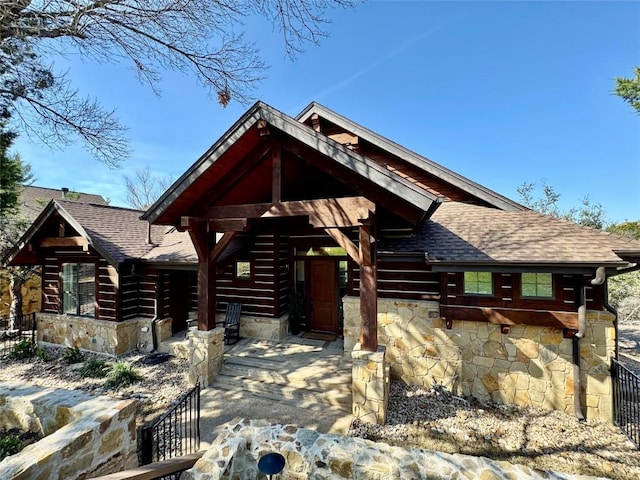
3,200,198,355
140,101,640,421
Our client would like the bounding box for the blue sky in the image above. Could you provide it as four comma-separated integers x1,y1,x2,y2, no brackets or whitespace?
11,1,640,223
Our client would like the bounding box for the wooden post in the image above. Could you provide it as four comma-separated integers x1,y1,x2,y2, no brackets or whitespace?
187,222,217,331
359,218,377,351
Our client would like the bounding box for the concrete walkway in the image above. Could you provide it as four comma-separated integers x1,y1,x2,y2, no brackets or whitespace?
199,335,353,447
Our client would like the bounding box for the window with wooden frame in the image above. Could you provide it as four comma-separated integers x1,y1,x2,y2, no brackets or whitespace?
235,260,252,280
463,271,493,295
521,272,553,298
61,263,96,317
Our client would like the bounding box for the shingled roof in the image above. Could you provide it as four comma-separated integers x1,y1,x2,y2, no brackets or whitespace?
379,202,640,270
18,186,107,220
4,200,196,268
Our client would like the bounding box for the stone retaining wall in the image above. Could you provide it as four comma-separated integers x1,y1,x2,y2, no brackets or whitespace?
343,297,615,422
214,312,288,341
181,418,604,480
35,313,159,356
0,382,137,479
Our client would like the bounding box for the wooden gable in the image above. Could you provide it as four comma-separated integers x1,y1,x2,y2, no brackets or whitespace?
143,102,441,227
297,103,524,212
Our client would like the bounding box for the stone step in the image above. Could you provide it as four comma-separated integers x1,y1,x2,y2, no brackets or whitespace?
214,374,352,412
220,361,352,394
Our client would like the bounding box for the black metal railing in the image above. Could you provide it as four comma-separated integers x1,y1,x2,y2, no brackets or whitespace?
612,357,640,448
139,383,201,479
0,312,36,357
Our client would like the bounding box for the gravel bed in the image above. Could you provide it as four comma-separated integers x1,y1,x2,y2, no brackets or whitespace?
4,340,640,479
349,382,640,480
0,345,191,425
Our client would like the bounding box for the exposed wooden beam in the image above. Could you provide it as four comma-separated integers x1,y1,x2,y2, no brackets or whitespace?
311,113,321,132
207,197,375,228
359,223,372,267
440,306,579,329
209,232,237,263
39,236,88,251
184,219,207,260
278,136,428,225
360,265,377,351
271,141,282,203
324,228,360,264
188,142,272,217
208,219,248,232
186,221,217,331
359,210,377,351
257,118,270,136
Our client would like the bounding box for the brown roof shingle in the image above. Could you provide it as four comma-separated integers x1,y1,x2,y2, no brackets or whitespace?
55,201,196,265
380,202,640,267
19,186,106,220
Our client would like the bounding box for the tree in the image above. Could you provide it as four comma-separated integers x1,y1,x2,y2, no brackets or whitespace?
518,180,640,322
124,166,173,210
607,222,640,323
517,180,607,229
615,66,640,114
0,1,355,166
0,124,33,324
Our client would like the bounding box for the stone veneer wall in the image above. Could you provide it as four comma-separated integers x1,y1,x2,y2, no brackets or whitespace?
0,270,41,318
214,312,288,341
343,296,615,422
35,313,161,355
181,418,603,480
0,382,137,480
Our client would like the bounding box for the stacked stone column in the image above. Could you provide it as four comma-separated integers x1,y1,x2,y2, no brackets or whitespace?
187,327,225,387
351,343,390,424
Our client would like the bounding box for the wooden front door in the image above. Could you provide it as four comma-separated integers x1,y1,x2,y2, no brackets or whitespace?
309,259,338,334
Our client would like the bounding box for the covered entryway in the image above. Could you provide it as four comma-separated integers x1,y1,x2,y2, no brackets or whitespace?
141,102,440,355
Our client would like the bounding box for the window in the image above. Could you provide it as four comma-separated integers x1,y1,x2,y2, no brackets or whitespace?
521,273,553,298
235,261,251,279
464,271,493,295
62,263,95,317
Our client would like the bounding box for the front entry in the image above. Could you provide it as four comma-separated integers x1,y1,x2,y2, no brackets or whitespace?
309,259,339,334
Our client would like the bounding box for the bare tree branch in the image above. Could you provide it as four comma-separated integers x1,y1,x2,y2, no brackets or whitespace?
0,0,357,165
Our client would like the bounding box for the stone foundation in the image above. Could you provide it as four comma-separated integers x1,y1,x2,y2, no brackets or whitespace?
188,327,225,387
214,312,288,341
181,418,603,480
351,343,389,425
0,382,137,480
343,296,615,422
35,313,167,356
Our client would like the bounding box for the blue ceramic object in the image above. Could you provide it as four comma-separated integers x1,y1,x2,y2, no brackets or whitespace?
258,452,286,476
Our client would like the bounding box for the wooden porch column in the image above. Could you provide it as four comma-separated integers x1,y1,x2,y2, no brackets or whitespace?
359,219,377,352
187,222,217,331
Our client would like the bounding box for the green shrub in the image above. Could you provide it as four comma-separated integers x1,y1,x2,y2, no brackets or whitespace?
105,361,142,390
8,339,37,359
35,345,48,362
79,358,110,378
0,434,23,461
63,346,85,364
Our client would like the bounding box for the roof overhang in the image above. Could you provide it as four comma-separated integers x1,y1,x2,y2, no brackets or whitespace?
143,102,442,226
427,260,628,275
297,102,525,212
